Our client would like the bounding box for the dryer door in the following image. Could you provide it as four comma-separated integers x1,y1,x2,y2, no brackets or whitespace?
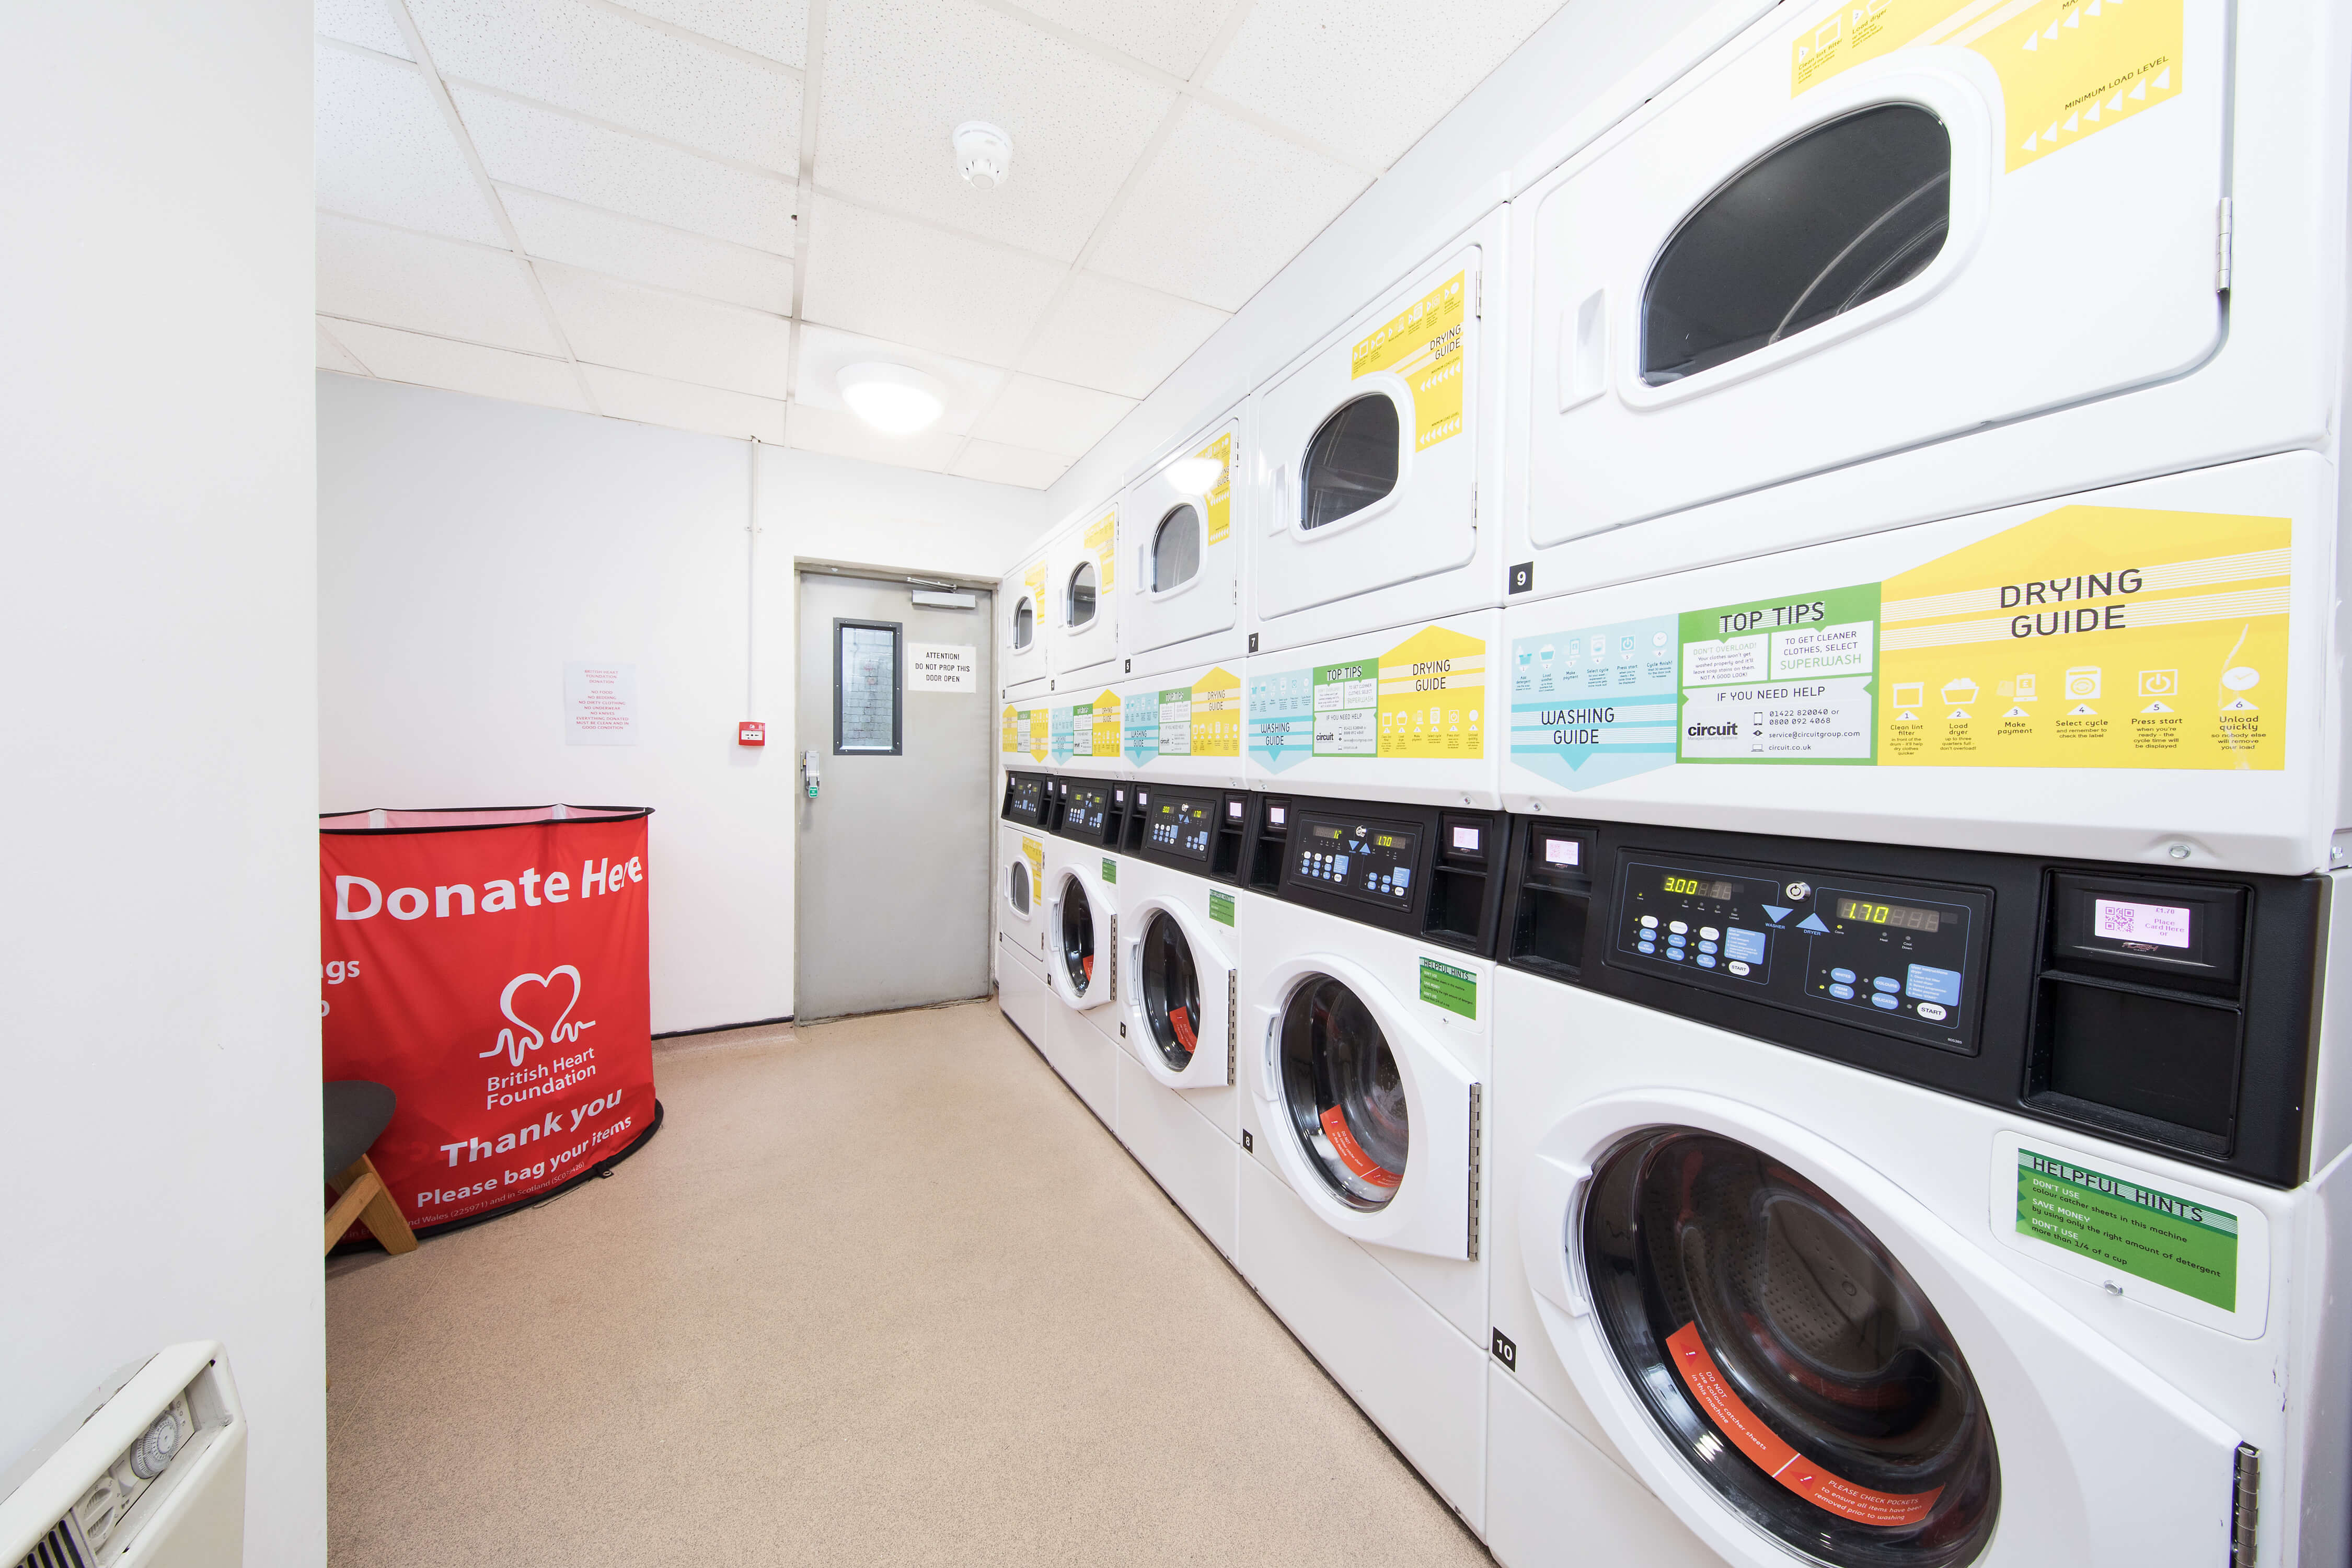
1527,0,2228,545
1002,551,1049,688
1254,241,1482,623
1049,867,1115,1013
1125,416,1241,665
1050,504,1120,684
1522,1092,2242,1568
1126,900,1232,1092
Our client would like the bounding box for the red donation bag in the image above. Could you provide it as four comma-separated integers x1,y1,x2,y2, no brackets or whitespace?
319,806,657,1230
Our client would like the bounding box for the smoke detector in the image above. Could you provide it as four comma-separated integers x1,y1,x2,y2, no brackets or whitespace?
953,122,1012,190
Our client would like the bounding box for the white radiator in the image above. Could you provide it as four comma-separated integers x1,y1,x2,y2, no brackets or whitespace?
0,1344,246,1567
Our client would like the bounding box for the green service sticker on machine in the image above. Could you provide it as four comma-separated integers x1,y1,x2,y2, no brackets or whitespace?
1419,958,1477,1020
2015,1148,2238,1310
1209,890,1235,927
1101,857,1115,884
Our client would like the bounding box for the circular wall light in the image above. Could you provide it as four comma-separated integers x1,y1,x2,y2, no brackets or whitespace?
1163,455,1223,495
953,122,1013,189
837,362,947,435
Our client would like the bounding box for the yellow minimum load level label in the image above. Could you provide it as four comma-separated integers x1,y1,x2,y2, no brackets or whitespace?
1021,835,1044,891
1085,509,1117,592
1377,625,1486,758
1791,0,2185,171
1877,504,2287,770
1352,272,1468,452
1198,433,1233,545
1192,666,1241,757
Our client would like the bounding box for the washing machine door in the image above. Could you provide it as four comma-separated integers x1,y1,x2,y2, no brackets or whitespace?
1048,869,1114,1012
1526,0,2228,545
1249,954,1476,1260
1520,1091,2243,1568
1125,414,1240,665
1126,900,1232,1091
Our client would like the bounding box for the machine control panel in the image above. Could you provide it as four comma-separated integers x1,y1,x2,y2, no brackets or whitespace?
1292,810,1419,912
1062,783,1121,843
1611,853,1988,1052
1001,773,1047,826
1139,790,1214,861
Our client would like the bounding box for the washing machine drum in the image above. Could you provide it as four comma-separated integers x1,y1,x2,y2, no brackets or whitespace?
1279,976,1406,1209
1138,912,1203,1071
1055,875,1097,997
1583,1129,1999,1567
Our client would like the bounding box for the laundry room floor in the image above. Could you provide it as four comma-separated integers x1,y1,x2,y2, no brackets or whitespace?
324,1002,1491,1567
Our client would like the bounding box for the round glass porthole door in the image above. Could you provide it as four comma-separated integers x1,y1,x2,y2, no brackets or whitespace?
1138,912,1203,1070
1583,1129,1998,1567
1152,505,1201,592
1012,595,1035,650
1066,562,1098,628
1278,977,1405,1208
1299,395,1401,531
1007,860,1031,916
1056,877,1096,996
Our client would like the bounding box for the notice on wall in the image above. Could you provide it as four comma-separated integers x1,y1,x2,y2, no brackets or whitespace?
564,662,637,746
908,643,976,692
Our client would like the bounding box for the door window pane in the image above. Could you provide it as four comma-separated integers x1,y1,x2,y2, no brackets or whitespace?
1066,561,1097,628
834,620,901,755
1012,595,1034,650
1643,105,1951,386
1152,505,1202,592
1299,395,1400,531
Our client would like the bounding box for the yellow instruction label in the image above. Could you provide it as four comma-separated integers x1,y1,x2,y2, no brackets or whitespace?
1027,708,1048,763
1085,509,1117,593
1377,625,1487,758
1198,433,1233,545
1192,666,1242,757
1023,561,1046,607
1001,704,1017,755
1352,272,1468,452
1879,504,2287,770
1021,834,1044,893
1090,691,1121,759
1792,0,2184,170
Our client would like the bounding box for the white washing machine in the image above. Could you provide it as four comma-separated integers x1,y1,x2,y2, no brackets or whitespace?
1045,498,1121,694
1119,655,1245,792
1504,0,2346,599
1500,452,2337,875
1040,776,1124,1125
1000,539,1052,690
1122,403,1246,682
1248,609,1504,809
995,771,1053,1050
1484,812,2349,1568
1232,790,1511,1531
1111,782,1253,1259
1247,206,1508,653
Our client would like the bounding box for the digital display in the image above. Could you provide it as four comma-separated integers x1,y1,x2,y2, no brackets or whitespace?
1311,823,1345,840
1836,897,1941,933
1227,800,1243,819
2093,898,2193,949
1270,806,1286,826
1543,837,1580,866
1067,787,1110,832
1661,873,1737,900
1295,818,1418,907
1451,825,1481,852
1374,832,1406,850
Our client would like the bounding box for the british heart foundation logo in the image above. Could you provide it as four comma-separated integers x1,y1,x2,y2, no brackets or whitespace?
486,965,597,1068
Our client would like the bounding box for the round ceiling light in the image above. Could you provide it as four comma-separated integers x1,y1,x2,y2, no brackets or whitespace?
837,362,947,435
1163,456,1223,495
953,121,1012,190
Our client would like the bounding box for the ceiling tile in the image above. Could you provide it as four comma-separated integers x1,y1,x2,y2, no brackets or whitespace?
1013,0,1243,78
800,194,1066,364
316,43,503,244
317,0,410,58
816,0,1173,262
318,214,564,353
795,322,1006,437
1087,98,1366,312
453,85,795,253
1204,0,1565,169
786,402,963,471
410,0,801,174
501,187,791,312
1020,271,1227,399
316,320,370,374
969,373,1135,459
582,364,787,441
622,0,809,65
948,437,1069,489
325,318,592,411
536,261,791,397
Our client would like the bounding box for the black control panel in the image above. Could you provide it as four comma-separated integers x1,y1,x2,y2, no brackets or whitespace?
1122,785,1249,882
1293,812,1419,910
1246,792,1507,956
1000,770,1052,828
1498,815,2326,1189
1051,778,1125,847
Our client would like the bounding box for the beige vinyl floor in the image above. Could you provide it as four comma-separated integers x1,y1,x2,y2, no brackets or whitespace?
326,1000,1492,1566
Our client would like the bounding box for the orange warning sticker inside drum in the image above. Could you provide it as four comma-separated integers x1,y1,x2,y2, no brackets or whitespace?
1320,1105,1402,1189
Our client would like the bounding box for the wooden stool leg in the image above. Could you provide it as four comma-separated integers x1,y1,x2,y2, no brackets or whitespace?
327,1154,420,1255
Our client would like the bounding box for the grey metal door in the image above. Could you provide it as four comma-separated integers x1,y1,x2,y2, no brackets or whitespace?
794,572,993,1020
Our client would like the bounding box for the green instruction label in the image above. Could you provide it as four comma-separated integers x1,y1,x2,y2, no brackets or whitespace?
1209,890,1235,927
1101,857,1115,884
1678,583,1881,765
2015,1148,2238,1310
1419,957,1478,1020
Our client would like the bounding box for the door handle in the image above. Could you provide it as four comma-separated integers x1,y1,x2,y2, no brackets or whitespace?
801,749,821,799
1560,288,1607,410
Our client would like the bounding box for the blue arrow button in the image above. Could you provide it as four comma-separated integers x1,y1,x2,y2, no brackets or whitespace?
1762,905,1793,925
1797,913,1830,934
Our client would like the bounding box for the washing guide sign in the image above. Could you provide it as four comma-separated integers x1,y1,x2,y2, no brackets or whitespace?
1510,503,2288,790
2014,1146,2238,1311
1353,270,1467,451
1124,667,1242,768
1252,626,1486,771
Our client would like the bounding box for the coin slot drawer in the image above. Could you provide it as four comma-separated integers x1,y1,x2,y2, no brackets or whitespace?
1511,886,1590,978
2027,975,2245,1155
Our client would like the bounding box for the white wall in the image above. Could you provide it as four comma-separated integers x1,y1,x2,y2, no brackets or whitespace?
0,3,324,1564
318,374,1045,1032
1041,0,1768,519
